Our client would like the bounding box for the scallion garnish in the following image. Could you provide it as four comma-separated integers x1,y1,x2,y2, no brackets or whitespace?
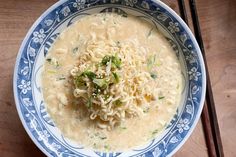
93,78,107,89
150,73,157,79
158,96,165,100
72,47,78,54
112,72,119,83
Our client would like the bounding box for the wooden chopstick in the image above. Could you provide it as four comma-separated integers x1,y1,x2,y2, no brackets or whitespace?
177,0,224,156
188,1,224,156
201,103,218,157
177,0,189,25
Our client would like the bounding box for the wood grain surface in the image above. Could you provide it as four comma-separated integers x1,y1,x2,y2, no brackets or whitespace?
196,0,236,157
0,0,234,156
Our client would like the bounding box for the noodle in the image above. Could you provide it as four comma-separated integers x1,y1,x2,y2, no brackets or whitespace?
42,13,182,151
71,39,157,129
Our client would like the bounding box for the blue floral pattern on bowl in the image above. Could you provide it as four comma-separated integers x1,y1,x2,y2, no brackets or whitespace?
13,0,206,156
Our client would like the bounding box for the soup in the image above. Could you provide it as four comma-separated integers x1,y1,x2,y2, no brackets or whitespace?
42,13,182,151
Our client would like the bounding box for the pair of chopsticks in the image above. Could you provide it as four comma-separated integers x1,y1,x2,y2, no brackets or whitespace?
177,0,224,157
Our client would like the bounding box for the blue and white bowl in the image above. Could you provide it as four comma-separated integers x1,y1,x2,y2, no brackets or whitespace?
13,0,206,156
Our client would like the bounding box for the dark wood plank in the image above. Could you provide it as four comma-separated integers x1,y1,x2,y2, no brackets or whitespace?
0,1,56,157
2,0,235,156
189,0,224,156
196,0,236,156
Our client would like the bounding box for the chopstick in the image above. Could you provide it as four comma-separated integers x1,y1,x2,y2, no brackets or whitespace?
178,0,189,25
177,0,224,156
189,1,224,156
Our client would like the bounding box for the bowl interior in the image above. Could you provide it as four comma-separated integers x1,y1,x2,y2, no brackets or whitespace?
14,1,205,157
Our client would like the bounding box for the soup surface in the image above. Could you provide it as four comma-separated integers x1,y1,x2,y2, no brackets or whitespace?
42,13,182,151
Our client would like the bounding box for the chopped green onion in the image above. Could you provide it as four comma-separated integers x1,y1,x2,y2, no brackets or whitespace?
104,94,110,100
111,55,121,69
104,144,110,150
101,55,121,69
143,107,150,113
150,73,157,79
147,55,156,70
93,143,97,148
152,129,158,135
93,85,101,95
47,70,56,74
46,58,52,62
113,99,122,107
101,55,110,65
147,28,154,38
112,72,119,83
57,77,66,80
156,62,162,67
86,97,92,108
46,58,60,68
75,75,85,87
75,71,96,87
120,126,127,130
122,14,128,18
73,47,78,54
93,78,107,88
158,96,165,100
176,83,179,89
99,136,107,140
73,54,123,111
55,62,60,67
116,41,121,47
82,71,96,80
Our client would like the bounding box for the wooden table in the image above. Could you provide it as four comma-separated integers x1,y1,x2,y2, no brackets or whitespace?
0,0,235,156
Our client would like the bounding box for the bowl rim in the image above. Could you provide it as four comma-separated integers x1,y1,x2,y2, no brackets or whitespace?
13,0,206,156
13,1,68,156
155,1,206,156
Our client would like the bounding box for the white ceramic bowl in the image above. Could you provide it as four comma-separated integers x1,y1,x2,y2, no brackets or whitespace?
14,0,206,156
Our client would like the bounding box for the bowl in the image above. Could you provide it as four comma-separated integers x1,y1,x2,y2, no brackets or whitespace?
13,0,206,156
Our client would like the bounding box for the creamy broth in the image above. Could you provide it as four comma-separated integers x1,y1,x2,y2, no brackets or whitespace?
42,13,182,151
